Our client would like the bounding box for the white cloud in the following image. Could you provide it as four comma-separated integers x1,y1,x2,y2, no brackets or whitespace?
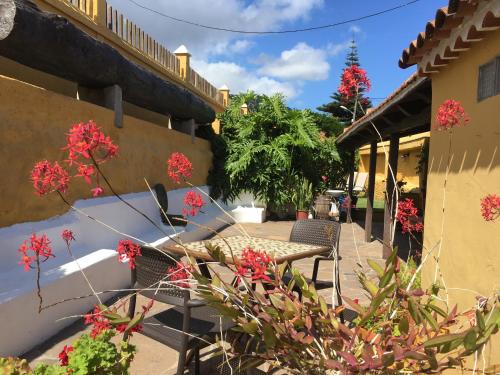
191,59,298,98
107,0,324,58
257,42,330,81
326,40,352,56
349,25,362,34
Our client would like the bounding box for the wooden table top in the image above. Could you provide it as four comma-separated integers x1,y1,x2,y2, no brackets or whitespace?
162,235,329,264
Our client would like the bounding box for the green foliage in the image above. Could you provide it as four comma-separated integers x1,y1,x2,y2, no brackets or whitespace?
213,92,345,210
291,176,313,211
195,246,499,375
399,257,421,290
0,357,32,375
310,112,343,137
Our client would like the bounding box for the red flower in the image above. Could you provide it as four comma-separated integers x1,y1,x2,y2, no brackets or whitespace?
65,121,118,165
396,199,424,234
338,65,371,101
167,262,193,288
480,194,500,222
116,323,143,334
58,345,73,366
91,186,104,197
341,196,351,209
235,247,272,283
167,152,193,183
435,99,470,131
182,191,204,217
116,239,142,269
31,160,70,196
18,233,54,271
61,229,75,246
75,164,95,185
84,306,111,338
321,175,328,183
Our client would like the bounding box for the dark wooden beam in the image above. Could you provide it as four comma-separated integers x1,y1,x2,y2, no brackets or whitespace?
397,104,412,117
0,0,215,123
364,141,377,242
383,134,400,258
0,0,15,40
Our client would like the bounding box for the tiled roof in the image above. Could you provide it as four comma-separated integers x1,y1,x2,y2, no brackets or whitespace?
399,0,500,75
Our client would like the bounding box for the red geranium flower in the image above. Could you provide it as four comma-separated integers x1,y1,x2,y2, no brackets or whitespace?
480,194,500,222
235,247,272,283
84,305,111,338
167,262,193,288
338,65,371,101
167,152,192,183
435,99,469,131
182,191,204,217
91,186,104,197
31,160,69,196
116,239,142,269
18,233,54,271
58,345,73,366
396,199,424,234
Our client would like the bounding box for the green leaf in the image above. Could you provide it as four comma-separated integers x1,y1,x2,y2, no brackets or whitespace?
385,247,398,267
263,324,277,348
242,321,259,334
124,313,143,333
398,317,409,335
464,330,477,351
421,307,439,331
367,259,384,279
408,297,421,324
378,266,394,288
427,303,447,318
476,310,486,331
319,296,328,315
424,333,465,348
381,353,395,367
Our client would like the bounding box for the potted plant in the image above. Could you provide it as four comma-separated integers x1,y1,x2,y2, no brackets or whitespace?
292,176,312,220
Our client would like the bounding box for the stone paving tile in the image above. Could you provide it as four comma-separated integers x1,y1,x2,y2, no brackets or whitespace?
26,220,385,374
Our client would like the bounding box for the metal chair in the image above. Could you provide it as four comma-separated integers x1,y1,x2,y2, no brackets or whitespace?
289,219,343,309
128,246,234,375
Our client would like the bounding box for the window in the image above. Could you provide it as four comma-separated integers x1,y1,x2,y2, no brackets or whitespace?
477,56,500,101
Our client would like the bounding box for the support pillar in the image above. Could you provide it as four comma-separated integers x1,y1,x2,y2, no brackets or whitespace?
364,141,377,242
346,152,355,224
104,84,123,128
383,134,400,258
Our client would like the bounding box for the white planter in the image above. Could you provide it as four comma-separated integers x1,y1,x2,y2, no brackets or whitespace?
231,206,266,223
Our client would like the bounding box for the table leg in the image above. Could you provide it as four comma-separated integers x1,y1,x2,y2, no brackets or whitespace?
196,258,212,279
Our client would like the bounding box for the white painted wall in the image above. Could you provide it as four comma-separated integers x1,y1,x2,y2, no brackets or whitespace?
0,186,231,356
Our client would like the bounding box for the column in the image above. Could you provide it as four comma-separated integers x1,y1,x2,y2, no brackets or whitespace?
364,141,377,242
383,134,400,258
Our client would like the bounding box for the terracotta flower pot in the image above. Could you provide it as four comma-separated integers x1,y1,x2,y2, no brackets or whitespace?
295,210,309,220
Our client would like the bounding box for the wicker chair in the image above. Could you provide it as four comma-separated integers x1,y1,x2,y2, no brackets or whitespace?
289,219,343,309
128,246,234,375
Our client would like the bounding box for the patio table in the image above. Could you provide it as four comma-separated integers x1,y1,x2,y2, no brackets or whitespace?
161,235,329,273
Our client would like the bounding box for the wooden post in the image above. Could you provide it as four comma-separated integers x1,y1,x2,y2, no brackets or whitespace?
104,84,123,128
364,141,377,242
383,134,400,258
347,153,355,224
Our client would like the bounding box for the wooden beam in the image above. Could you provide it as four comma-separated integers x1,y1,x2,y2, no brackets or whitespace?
383,134,400,258
346,153,355,224
364,141,377,242
0,0,216,123
0,0,15,40
397,104,412,117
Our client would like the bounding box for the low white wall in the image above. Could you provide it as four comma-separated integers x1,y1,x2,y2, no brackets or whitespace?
0,186,230,356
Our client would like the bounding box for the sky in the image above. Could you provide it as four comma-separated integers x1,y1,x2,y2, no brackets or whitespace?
107,0,440,110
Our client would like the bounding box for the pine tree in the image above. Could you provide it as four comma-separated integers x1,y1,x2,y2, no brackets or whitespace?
317,39,372,124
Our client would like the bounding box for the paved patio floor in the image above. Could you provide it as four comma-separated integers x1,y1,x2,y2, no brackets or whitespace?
25,220,388,374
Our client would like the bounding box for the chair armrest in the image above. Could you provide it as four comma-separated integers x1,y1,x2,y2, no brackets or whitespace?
186,299,208,308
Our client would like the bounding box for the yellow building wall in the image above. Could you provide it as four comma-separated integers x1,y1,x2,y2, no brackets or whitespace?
359,134,428,200
0,75,212,227
423,29,500,368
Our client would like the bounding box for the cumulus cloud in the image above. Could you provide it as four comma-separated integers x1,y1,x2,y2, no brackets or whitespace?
191,59,298,98
107,0,324,58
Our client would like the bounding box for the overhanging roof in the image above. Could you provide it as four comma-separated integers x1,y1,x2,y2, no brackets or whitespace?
336,73,431,149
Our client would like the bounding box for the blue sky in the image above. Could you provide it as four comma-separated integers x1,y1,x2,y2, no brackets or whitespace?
109,0,440,111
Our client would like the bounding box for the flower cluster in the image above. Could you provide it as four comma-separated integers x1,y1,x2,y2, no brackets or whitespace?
396,198,424,234
64,121,118,196
435,99,469,131
58,345,73,366
167,152,192,183
116,240,142,269
18,233,54,271
338,65,371,101
480,194,500,222
236,247,272,282
61,229,75,247
183,190,204,217
30,160,69,196
167,261,193,289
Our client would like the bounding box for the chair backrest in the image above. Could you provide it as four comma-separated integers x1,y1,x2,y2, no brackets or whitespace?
133,245,188,306
354,172,368,191
289,219,340,256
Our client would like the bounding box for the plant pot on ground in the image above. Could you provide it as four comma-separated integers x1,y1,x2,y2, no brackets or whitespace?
291,176,313,221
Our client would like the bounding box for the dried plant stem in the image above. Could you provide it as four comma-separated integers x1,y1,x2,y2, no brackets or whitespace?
35,253,43,313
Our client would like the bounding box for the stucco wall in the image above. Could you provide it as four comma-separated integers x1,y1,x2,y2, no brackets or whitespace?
0,75,212,227
423,30,500,366
359,134,428,200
